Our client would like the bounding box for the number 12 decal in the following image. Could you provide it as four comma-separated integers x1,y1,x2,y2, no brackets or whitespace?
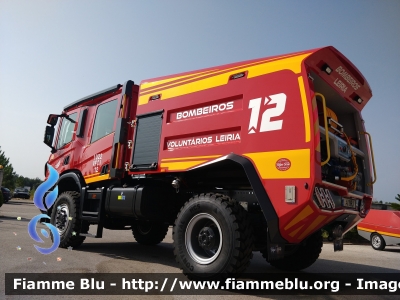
248,93,287,134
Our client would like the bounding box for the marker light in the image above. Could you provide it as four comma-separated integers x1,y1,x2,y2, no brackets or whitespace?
322,64,332,75
354,96,363,104
150,94,161,101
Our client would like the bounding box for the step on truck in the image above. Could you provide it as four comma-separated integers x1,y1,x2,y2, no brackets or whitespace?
41,46,376,279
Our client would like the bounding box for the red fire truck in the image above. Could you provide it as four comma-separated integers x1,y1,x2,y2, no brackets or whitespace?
42,46,376,279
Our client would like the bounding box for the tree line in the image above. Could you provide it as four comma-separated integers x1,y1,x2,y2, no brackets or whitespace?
0,146,43,191
1,145,400,209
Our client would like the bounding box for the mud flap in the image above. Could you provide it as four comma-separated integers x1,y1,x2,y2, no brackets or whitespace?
334,238,343,251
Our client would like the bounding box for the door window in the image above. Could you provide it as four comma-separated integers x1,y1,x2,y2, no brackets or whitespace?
56,113,77,149
91,99,118,143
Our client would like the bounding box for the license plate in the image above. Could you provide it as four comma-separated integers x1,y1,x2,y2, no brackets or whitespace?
342,198,357,209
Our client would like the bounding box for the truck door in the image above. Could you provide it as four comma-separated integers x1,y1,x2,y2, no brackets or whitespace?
80,98,119,183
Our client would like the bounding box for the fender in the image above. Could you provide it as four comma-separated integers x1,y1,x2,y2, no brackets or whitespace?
39,170,84,216
57,172,85,193
190,153,287,244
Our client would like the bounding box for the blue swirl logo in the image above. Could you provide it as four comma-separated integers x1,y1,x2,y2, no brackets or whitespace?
28,164,60,254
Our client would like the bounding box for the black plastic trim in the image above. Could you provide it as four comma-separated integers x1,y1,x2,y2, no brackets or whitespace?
64,84,123,111
109,80,135,178
57,172,83,191
135,109,164,118
120,80,134,98
114,117,128,144
76,109,88,138
63,155,70,165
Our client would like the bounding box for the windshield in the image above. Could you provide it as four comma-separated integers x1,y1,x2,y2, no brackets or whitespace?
56,113,77,149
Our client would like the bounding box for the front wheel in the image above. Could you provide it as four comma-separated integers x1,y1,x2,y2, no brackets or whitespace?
173,193,254,280
371,233,386,250
50,191,86,248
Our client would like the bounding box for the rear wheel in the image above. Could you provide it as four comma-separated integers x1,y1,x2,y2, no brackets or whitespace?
173,193,254,280
371,233,386,250
132,221,169,245
262,230,323,271
50,191,86,248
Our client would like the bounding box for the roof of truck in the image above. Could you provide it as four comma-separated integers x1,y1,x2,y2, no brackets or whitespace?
138,46,372,111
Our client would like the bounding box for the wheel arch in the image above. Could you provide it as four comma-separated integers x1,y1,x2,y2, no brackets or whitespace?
57,170,85,194
47,170,85,216
186,153,286,244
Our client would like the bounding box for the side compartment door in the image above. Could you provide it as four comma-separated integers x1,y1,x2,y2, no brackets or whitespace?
130,110,164,171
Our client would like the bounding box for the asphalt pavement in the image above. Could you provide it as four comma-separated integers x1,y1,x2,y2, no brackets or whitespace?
1,198,399,300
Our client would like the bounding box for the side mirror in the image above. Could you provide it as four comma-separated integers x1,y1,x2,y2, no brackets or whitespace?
43,125,56,153
47,114,59,126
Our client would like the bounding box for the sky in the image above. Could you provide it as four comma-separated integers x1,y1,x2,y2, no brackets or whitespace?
0,0,399,203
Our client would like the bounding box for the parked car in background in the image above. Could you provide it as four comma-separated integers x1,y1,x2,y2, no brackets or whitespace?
13,188,30,199
1,187,11,203
358,209,400,250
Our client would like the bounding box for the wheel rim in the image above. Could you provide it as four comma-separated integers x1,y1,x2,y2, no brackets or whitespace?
372,235,381,248
55,203,70,235
185,213,223,265
137,222,152,235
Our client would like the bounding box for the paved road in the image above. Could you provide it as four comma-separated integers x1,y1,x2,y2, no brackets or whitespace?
1,199,399,300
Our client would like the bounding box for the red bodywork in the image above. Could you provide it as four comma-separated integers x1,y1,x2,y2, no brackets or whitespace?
47,46,374,243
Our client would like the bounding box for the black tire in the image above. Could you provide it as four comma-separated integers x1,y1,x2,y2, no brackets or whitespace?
370,233,386,250
173,193,254,280
50,191,86,248
263,230,323,271
132,221,169,245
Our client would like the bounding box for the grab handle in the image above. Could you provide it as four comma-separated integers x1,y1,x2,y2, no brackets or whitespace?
315,93,330,166
360,131,377,185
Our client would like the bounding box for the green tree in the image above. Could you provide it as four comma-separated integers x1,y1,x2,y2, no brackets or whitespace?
15,175,43,190
15,175,26,188
0,146,17,189
392,194,400,211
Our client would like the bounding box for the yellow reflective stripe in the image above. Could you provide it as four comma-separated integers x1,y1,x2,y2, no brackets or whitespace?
138,53,312,105
298,76,311,142
243,149,310,179
297,215,326,240
140,69,219,90
139,71,233,105
247,53,310,79
84,174,110,184
289,225,304,237
284,205,314,230
160,160,207,171
357,227,400,238
140,53,296,93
